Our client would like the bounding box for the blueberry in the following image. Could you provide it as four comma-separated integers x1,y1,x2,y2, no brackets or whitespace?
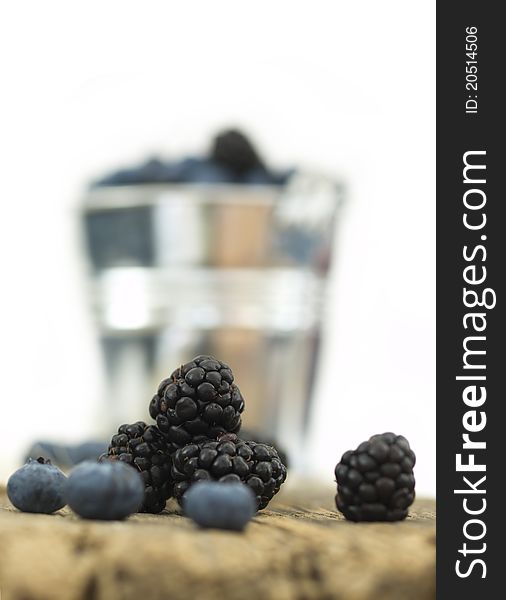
241,167,274,185
171,157,201,181
185,158,235,184
134,157,169,183
183,481,256,531
7,457,67,514
25,440,108,468
66,461,144,520
270,168,296,186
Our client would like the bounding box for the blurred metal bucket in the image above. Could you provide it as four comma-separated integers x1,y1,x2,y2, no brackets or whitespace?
81,176,343,468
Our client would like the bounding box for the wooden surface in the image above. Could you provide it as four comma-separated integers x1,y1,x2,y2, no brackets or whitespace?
0,480,435,600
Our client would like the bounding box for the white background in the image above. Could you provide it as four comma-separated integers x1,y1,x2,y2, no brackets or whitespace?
0,1,435,494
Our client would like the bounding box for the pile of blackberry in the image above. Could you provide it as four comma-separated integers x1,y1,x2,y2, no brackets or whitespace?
102,355,287,513
100,354,417,521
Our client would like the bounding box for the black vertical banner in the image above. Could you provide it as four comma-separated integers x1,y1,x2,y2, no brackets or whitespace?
437,2,503,597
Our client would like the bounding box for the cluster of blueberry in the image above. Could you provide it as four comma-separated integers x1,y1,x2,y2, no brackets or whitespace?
7,458,144,520
7,458,256,530
91,129,295,188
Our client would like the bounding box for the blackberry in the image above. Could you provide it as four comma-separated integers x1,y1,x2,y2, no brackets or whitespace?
335,432,416,522
102,421,175,513
171,433,287,510
211,129,264,175
240,428,289,469
7,458,67,514
149,355,245,448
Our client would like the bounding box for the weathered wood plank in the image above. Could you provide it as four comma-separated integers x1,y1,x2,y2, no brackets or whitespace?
0,483,435,600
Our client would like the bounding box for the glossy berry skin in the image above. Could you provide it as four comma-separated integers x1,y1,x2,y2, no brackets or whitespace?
183,481,256,531
240,428,289,470
335,433,416,522
67,461,144,520
7,457,67,514
171,433,287,510
149,355,245,448
103,421,175,513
